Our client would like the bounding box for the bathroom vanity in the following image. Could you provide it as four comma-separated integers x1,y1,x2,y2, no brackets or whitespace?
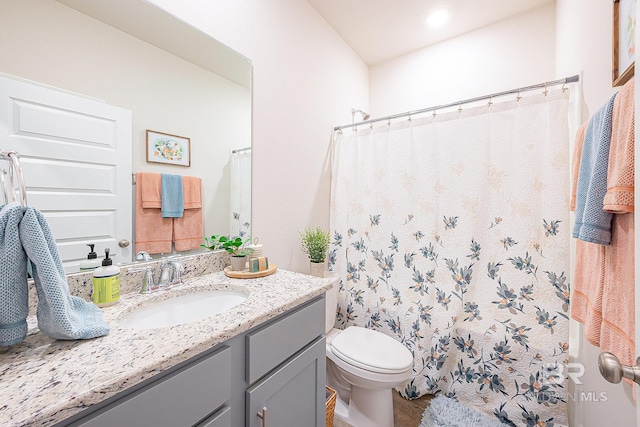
0,266,333,427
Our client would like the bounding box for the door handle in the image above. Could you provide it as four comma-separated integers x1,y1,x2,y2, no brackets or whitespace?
598,352,640,384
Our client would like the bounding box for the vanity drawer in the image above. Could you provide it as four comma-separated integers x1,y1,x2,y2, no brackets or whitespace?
246,296,324,384
74,345,231,427
196,405,231,427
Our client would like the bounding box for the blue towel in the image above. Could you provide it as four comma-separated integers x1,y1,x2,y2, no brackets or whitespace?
0,203,28,346
161,174,184,218
573,93,617,245
20,206,110,340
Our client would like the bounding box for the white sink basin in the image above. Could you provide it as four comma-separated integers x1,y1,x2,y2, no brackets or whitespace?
119,290,248,330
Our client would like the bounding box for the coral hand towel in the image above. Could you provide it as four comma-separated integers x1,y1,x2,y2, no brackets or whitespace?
135,172,172,254
600,77,635,371
173,176,203,251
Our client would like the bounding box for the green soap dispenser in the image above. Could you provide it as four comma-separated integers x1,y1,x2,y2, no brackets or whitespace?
92,248,121,307
79,243,101,271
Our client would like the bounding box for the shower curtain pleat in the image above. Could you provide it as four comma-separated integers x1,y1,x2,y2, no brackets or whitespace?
230,150,251,238
330,90,571,426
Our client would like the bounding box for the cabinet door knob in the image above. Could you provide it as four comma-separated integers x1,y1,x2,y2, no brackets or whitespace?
257,406,267,427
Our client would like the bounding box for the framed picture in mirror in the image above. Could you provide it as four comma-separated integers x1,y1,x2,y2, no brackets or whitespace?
613,0,636,87
146,130,191,167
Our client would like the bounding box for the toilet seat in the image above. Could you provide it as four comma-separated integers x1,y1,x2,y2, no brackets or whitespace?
330,326,413,374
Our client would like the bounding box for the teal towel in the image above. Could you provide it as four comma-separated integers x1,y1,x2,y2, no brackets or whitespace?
161,174,184,218
0,203,28,346
573,93,616,245
20,206,110,340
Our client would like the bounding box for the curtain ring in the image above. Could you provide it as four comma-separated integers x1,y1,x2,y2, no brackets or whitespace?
543,82,548,96
488,95,493,107
516,89,522,102
387,119,391,127
337,127,343,135
370,121,374,129
561,82,567,93
432,109,437,118
458,103,462,113
407,113,412,122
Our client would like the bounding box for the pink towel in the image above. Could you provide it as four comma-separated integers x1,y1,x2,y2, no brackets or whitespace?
571,78,635,377
600,77,635,371
135,172,172,254
173,176,203,251
571,123,605,344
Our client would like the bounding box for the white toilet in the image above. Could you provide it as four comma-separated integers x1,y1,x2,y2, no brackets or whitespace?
325,277,413,427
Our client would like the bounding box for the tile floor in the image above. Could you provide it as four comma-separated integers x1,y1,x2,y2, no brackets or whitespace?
332,392,432,427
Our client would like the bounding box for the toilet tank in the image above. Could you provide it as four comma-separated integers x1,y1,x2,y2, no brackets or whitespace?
325,275,340,334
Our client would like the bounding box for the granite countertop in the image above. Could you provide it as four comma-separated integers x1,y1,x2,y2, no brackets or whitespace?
0,269,334,427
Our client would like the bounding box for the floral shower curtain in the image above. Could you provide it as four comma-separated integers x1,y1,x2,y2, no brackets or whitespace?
230,149,251,238
329,91,571,426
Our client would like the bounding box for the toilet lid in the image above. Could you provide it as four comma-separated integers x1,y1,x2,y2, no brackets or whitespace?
330,326,413,374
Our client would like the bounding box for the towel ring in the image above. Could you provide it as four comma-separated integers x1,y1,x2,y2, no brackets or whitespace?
0,151,27,207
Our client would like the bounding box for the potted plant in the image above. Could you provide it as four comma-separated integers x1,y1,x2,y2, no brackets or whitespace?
299,226,331,277
221,236,253,271
201,234,225,251
202,235,252,271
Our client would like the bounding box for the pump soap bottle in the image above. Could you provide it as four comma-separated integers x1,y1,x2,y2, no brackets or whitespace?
79,243,101,271
92,248,120,307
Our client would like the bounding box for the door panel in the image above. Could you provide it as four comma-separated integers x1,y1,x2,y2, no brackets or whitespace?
0,74,132,272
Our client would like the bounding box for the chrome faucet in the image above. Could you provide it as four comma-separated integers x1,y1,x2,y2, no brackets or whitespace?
159,259,184,287
136,251,152,261
127,266,158,293
128,259,183,294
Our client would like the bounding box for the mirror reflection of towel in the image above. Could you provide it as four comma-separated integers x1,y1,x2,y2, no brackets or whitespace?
135,172,172,253
161,174,184,218
174,176,202,251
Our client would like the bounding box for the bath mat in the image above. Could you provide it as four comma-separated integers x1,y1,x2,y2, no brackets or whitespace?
419,395,509,427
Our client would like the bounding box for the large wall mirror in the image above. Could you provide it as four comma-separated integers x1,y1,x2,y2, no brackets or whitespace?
0,0,252,272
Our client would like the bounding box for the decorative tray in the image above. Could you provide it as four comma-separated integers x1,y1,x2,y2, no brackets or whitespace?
224,263,277,279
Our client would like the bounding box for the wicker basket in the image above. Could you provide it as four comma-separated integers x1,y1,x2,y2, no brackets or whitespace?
325,385,337,427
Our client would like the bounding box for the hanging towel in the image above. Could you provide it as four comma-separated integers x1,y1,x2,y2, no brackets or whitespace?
138,172,162,209
0,203,28,346
20,206,110,340
173,176,203,251
573,93,617,245
161,174,184,218
135,172,172,254
571,124,606,346
570,121,589,211
599,77,635,374
604,78,635,212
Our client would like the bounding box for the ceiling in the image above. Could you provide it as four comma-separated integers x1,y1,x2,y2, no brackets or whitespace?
307,0,555,65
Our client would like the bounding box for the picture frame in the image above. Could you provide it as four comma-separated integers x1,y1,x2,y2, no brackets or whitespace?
613,0,636,87
146,130,191,167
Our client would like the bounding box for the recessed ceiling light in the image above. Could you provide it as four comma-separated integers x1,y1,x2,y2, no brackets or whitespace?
427,8,449,28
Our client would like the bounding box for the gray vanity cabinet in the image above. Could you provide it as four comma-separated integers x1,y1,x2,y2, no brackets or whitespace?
246,338,326,427
245,297,326,427
56,295,326,427
68,344,234,427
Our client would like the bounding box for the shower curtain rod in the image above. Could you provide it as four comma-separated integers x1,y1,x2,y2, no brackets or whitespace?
334,74,580,131
232,147,251,154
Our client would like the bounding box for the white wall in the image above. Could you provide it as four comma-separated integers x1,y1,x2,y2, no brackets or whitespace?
0,0,250,240
556,1,635,426
369,3,556,118
148,0,370,272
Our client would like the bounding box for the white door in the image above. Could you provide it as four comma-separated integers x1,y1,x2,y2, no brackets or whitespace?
0,74,132,273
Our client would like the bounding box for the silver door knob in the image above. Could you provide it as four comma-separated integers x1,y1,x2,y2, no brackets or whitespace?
598,352,640,384
118,239,130,247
